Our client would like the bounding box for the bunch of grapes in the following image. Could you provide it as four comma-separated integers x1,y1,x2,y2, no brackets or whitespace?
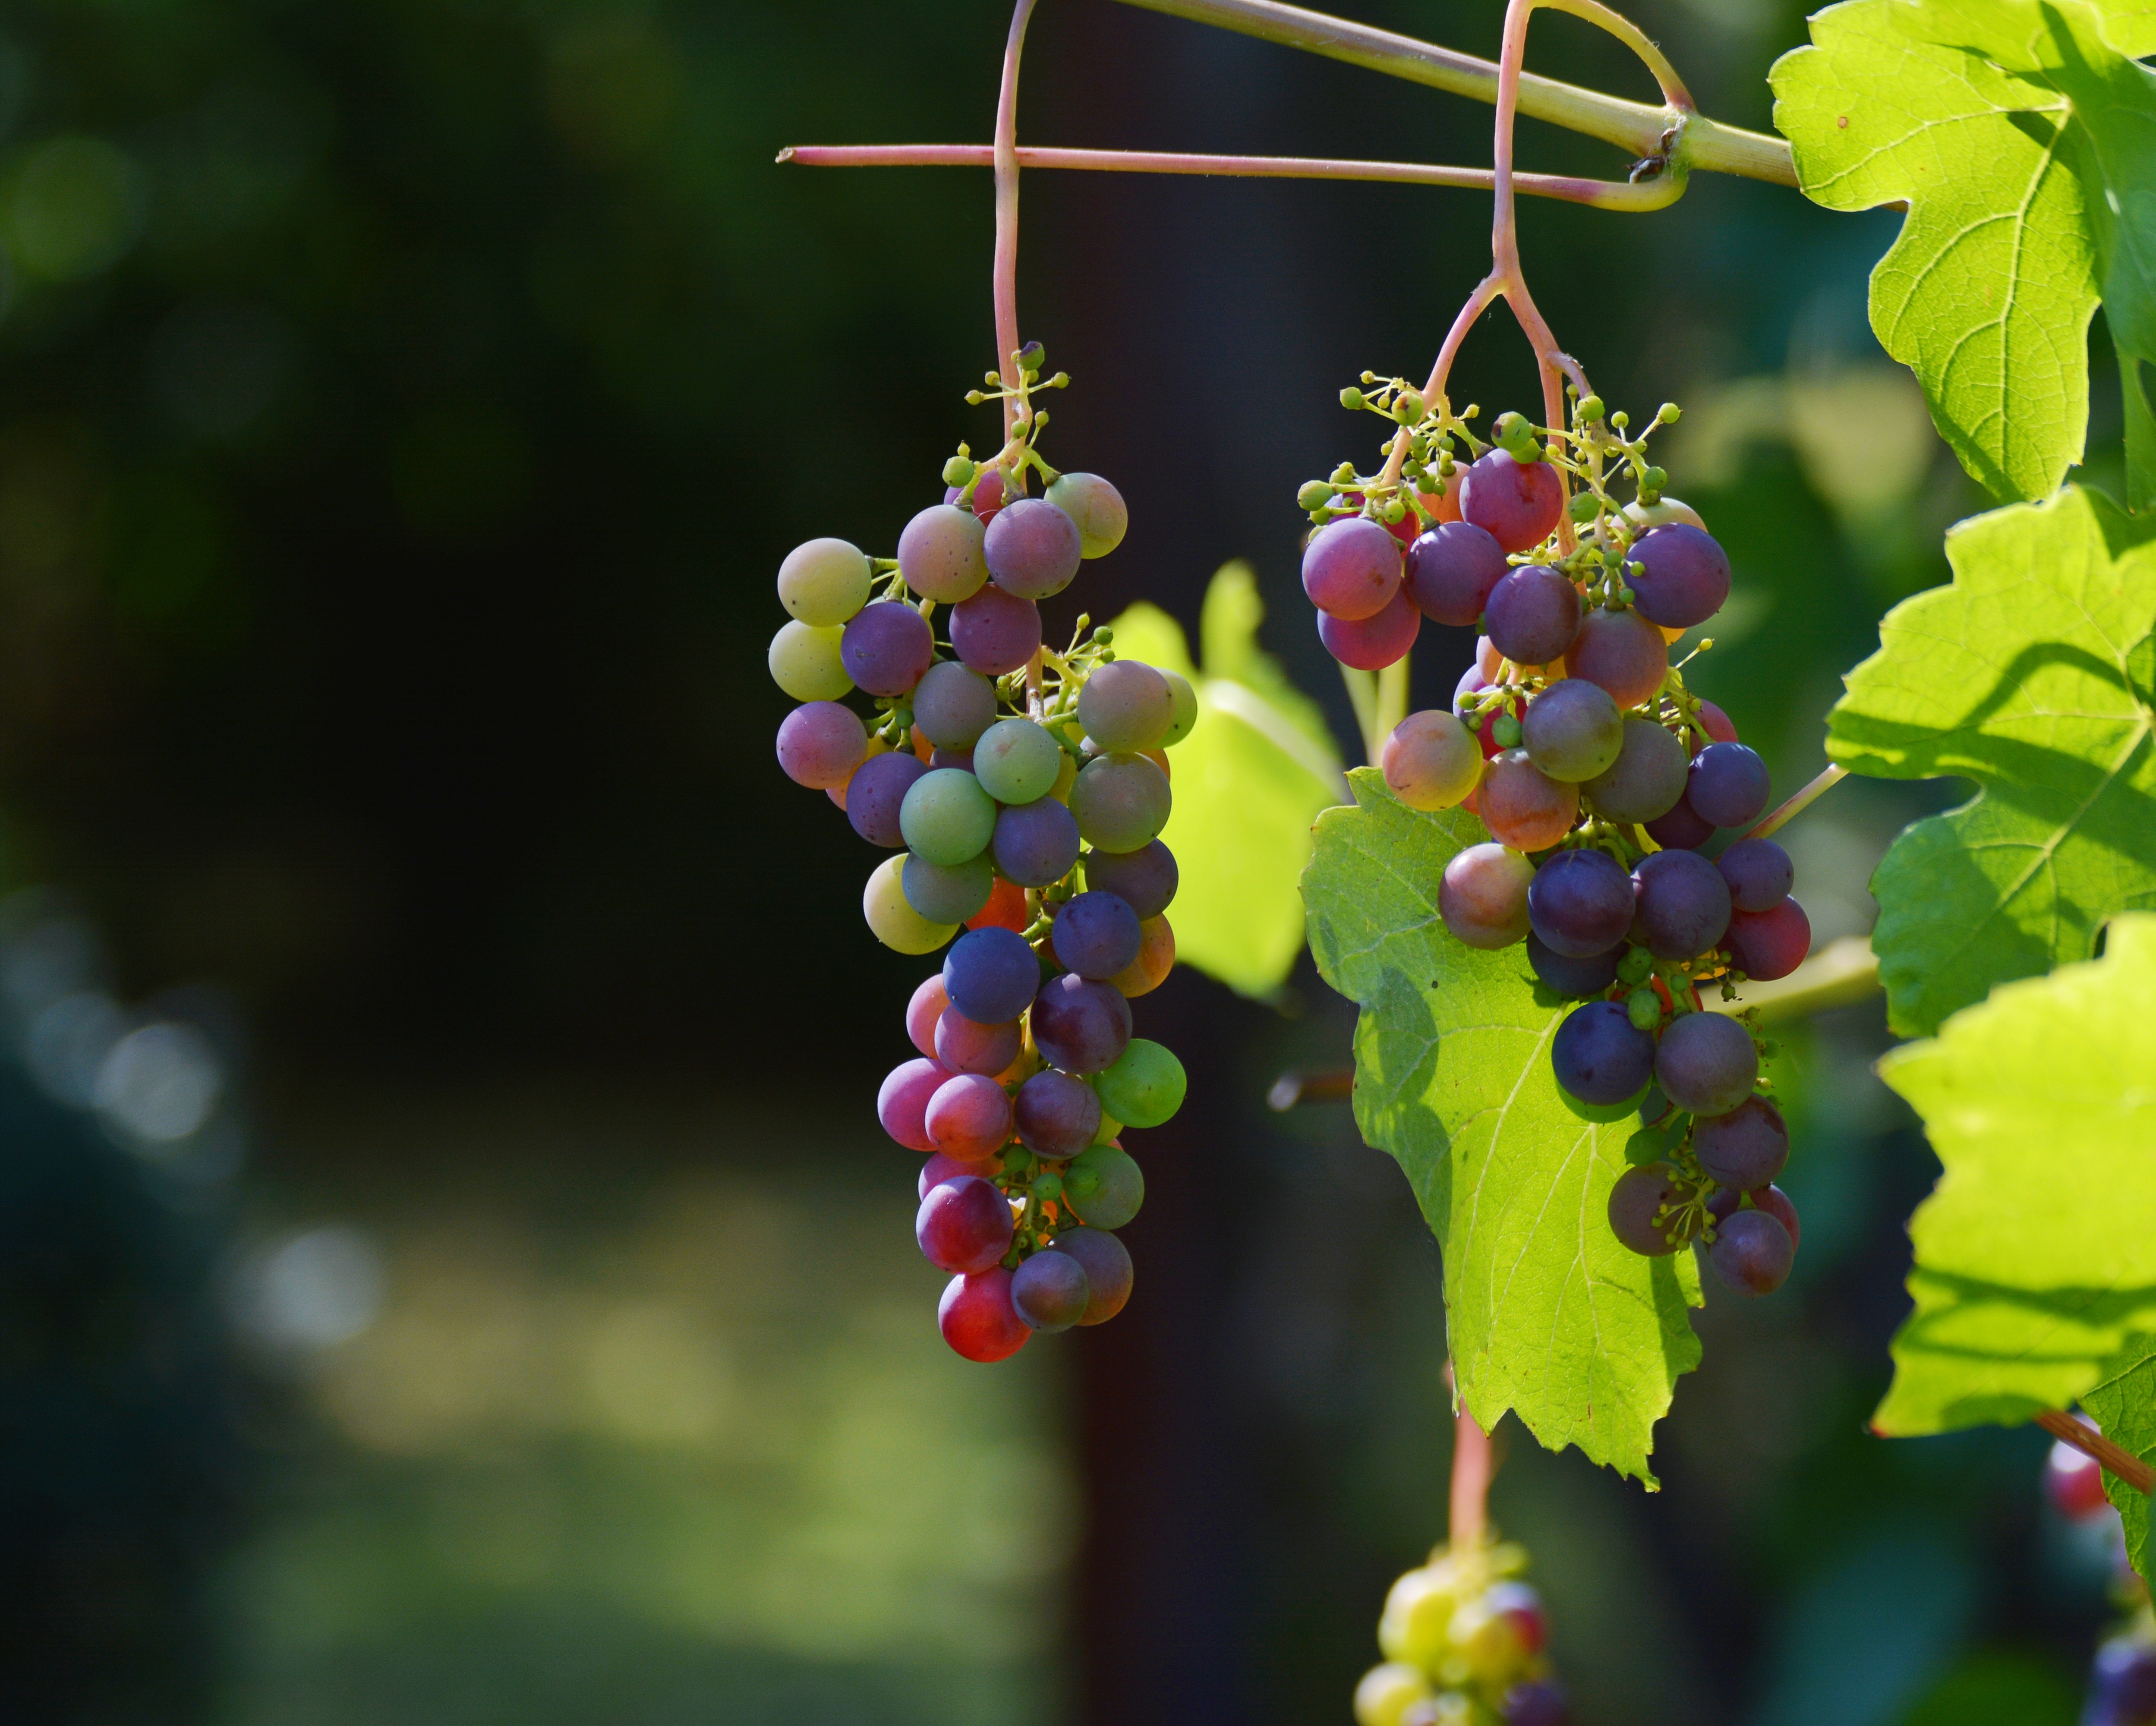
769,344,1191,1362
1355,1538,1568,1726
2047,1424,2156,1726
1296,382,1812,1297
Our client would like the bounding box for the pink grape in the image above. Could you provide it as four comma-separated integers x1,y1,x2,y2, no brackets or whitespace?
1014,1068,1102,1158
924,1071,1015,1160
1318,587,1421,669
1302,516,1403,620
878,1057,954,1152
1698,699,1738,744
1693,1095,1790,1189
907,974,950,1058
1382,710,1482,810
1458,449,1564,552
918,1150,991,1200
846,751,930,848
1608,1164,1686,1255
939,1266,1030,1361
775,700,868,789
1727,899,1811,980
935,1007,1023,1077
1708,1208,1794,1295
1438,841,1535,948
917,1174,1015,1272
1478,750,1579,850
945,466,1009,522
1566,607,1669,709
1752,1184,1802,1252
897,504,991,603
1582,717,1688,825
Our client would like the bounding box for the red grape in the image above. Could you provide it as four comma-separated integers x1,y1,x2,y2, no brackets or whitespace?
878,1057,954,1152
916,1174,1015,1273
1458,449,1564,552
938,1266,1031,1361
1727,899,1810,980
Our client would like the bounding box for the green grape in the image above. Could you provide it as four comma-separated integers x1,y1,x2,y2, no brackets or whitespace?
776,537,872,626
1069,753,1171,853
1094,1039,1184,1128
898,768,997,866
768,620,853,700
864,854,958,954
1377,1565,1459,1668
1044,472,1128,559
973,717,1064,804
1353,1664,1433,1726
1160,671,1199,746
1063,1145,1143,1228
901,851,995,923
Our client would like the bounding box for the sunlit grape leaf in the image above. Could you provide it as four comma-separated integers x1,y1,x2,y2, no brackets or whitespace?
1302,772,1703,1484
1826,485,2156,1038
2083,1339,2156,1582
2093,0,2156,56
1872,914,2156,1436
1104,563,1346,998
1771,0,2156,503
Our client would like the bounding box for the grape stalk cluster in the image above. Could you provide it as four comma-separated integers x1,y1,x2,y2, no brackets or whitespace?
770,345,1190,1361
1298,383,1812,1297
1355,1537,1569,1726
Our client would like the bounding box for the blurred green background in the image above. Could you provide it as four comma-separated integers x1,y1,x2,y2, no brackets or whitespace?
0,0,2134,1722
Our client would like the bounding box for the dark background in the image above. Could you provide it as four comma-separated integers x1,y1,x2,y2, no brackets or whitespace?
0,0,2133,1722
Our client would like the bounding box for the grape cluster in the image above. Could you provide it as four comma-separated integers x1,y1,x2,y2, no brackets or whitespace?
770,345,1192,1361
1297,384,1812,1296
1355,1539,1569,1726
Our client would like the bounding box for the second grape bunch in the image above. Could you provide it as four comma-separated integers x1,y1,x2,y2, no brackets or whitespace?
1299,384,1811,1296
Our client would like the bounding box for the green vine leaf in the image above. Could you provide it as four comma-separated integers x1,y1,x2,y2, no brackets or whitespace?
1103,563,1345,999
1872,913,2156,1437
1302,772,1702,1485
1771,0,2156,503
2083,1339,2156,1583
1827,485,2156,1038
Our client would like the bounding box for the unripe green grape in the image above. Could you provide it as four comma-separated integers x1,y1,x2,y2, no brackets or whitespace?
1520,678,1624,782
1618,945,1653,984
899,768,997,865
1070,753,1172,853
1095,1039,1185,1128
1297,480,1336,512
1622,496,1707,533
1377,1566,1459,1668
1491,712,1522,749
1045,472,1128,559
1353,1663,1432,1726
1577,394,1605,423
1626,988,1661,1030
768,621,853,700
1567,491,1601,523
974,718,1064,804
776,537,872,627
1393,390,1427,425
1340,387,1365,411
864,854,958,954
1160,671,1199,746
897,504,990,603
1093,1108,1122,1146
901,851,995,923
1447,1597,1529,1686
942,454,976,486
1062,1145,1143,1228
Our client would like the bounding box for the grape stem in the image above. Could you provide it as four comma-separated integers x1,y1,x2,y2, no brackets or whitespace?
1444,1360,1496,1547
2034,1408,2155,1494
1742,762,1848,841
992,0,1040,442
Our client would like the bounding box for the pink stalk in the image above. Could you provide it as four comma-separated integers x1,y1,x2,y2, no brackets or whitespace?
993,0,1040,440
1450,1398,1494,1546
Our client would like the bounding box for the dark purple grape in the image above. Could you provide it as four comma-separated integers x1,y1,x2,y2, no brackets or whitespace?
985,497,1083,599
1010,1248,1091,1331
1527,848,1633,958
1654,1011,1758,1116
1082,841,1177,920
1503,1680,1573,1726
1708,1208,1794,1294
845,751,930,848
1052,891,1142,980
1483,565,1580,667
1687,742,1771,828
1031,973,1133,1073
1015,1068,1102,1158
1553,1000,1656,1104
912,661,998,749
1302,515,1403,620
1403,520,1509,625
916,1175,1014,1273
1458,449,1564,553
840,600,935,697
1317,587,1420,669
1727,899,1811,980
1717,837,1794,912
1630,847,1732,960
950,586,1043,677
993,798,1081,887
1582,716,1688,824
1527,932,1621,998
1521,678,1623,782
943,926,1042,1024
1643,797,1715,850
1052,1228,1133,1323
1608,1165,1685,1255
1624,524,1730,629
1693,1094,1789,1189
1566,607,1668,708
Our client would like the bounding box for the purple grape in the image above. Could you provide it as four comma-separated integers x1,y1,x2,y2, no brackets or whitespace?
1727,899,1811,981
984,498,1083,599
934,1007,1023,1078
1520,678,1623,782
1031,973,1133,1073
1052,891,1142,979
943,926,1042,1024
1527,932,1621,998
916,1175,1014,1274
1052,1228,1133,1323
912,661,997,748
845,751,930,847
930,744,974,772
1607,1164,1685,1255
1527,848,1633,958
1552,1000,1656,1103
1687,742,1771,828
1692,1094,1789,1189
1753,1184,1801,1250
1403,520,1509,625
1483,565,1580,666
2090,1640,2156,1726
1644,797,1715,850
1708,1208,1794,1294
1082,841,1177,919
1630,847,1732,961
950,586,1043,677
1302,515,1402,620
993,798,1081,887
1010,1248,1091,1331
1624,524,1730,630
1503,1680,1573,1726
1014,1068,1103,1157
840,600,934,697
1582,717,1689,824
1318,587,1421,670
1717,837,1794,912
1566,605,1670,709
1457,448,1564,553
775,701,868,789
1654,1011,1758,1116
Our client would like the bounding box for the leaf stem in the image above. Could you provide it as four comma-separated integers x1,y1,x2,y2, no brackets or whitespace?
2036,1408,2156,1494
1744,762,1848,841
